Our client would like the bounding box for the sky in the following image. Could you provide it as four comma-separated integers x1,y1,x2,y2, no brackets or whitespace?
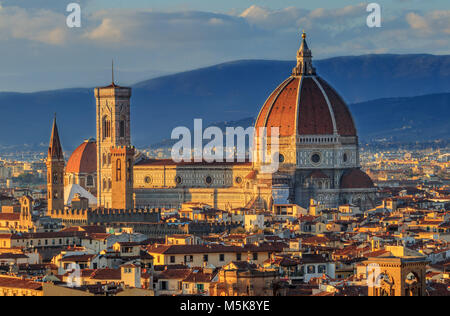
0,0,449,92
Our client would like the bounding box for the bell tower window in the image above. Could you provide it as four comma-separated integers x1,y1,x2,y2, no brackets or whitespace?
102,116,111,139
127,159,132,183
116,159,122,181
120,120,125,138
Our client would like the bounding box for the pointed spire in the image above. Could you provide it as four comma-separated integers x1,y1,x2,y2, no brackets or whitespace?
48,115,64,160
292,30,316,76
112,59,115,86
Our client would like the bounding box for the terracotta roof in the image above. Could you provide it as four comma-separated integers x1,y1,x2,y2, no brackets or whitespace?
158,268,191,280
297,77,334,135
227,261,258,271
300,254,330,264
87,233,111,240
117,242,141,247
62,226,106,234
66,139,97,174
90,268,121,280
0,213,20,221
148,242,286,255
340,168,374,189
0,253,29,259
61,254,95,262
302,235,330,245
317,77,357,136
245,170,258,180
0,277,42,291
255,75,356,137
154,264,188,272
266,256,299,267
183,269,217,283
264,77,300,137
11,231,86,239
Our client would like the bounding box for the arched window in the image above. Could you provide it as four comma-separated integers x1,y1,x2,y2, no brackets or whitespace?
108,178,112,190
87,175,94,186
116,159,122,181
108,154,112,165
103,154,107,166
53,172,58,184
102,116,111,139
127,159,132,183
318,265,327,274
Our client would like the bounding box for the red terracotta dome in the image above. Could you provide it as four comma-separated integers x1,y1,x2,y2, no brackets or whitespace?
66,139,97,174
340,168,374,189
255,33,356,137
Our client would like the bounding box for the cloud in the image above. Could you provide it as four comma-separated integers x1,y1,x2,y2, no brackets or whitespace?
406,10,450,36
239,5,308,29
83,10,262,45
0,6,68,45
0,0,90,11
84,17,123,41
406,12,429,30
0,3,449,92
0,3,448,55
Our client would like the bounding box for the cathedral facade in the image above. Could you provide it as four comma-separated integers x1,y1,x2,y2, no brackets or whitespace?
56,33,377,212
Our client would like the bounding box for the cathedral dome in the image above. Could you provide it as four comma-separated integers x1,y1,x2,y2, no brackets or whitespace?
66,139,97,174
340,168,374,189
255,33,356,137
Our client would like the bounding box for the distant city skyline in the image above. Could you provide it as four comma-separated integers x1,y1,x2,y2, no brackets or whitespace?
0,0,449,92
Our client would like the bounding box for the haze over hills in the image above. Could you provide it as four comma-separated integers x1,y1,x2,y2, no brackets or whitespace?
0,54,449,152
151,93,450,149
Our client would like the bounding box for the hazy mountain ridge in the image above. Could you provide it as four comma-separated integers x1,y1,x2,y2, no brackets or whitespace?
0,54,449,151
150,93,450,149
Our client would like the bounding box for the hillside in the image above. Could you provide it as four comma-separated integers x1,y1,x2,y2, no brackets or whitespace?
0,54,448,151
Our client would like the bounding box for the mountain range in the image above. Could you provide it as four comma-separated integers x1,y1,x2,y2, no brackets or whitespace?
0,54,448,152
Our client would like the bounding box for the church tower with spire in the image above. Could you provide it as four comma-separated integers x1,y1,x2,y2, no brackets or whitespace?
46,116,65,211
94,62,133,209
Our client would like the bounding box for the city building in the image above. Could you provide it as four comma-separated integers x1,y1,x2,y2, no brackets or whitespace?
48,32,377,213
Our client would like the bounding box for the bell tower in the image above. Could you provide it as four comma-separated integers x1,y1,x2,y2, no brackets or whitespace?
111,146,135,210
94,63,132,208
46,116,65,211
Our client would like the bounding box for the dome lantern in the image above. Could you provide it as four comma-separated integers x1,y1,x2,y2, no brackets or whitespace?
292,31,316,76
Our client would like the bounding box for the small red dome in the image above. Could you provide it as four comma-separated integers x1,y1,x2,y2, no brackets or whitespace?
340,169,374,189
255,76,357,137
66,140,97,174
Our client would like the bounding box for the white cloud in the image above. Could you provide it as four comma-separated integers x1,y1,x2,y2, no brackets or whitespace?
0,3,449,92
405,10,450,36
0,6,68,45
84,17,123,41
239,5,308,30
406,12,429,30
82,10,262,45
